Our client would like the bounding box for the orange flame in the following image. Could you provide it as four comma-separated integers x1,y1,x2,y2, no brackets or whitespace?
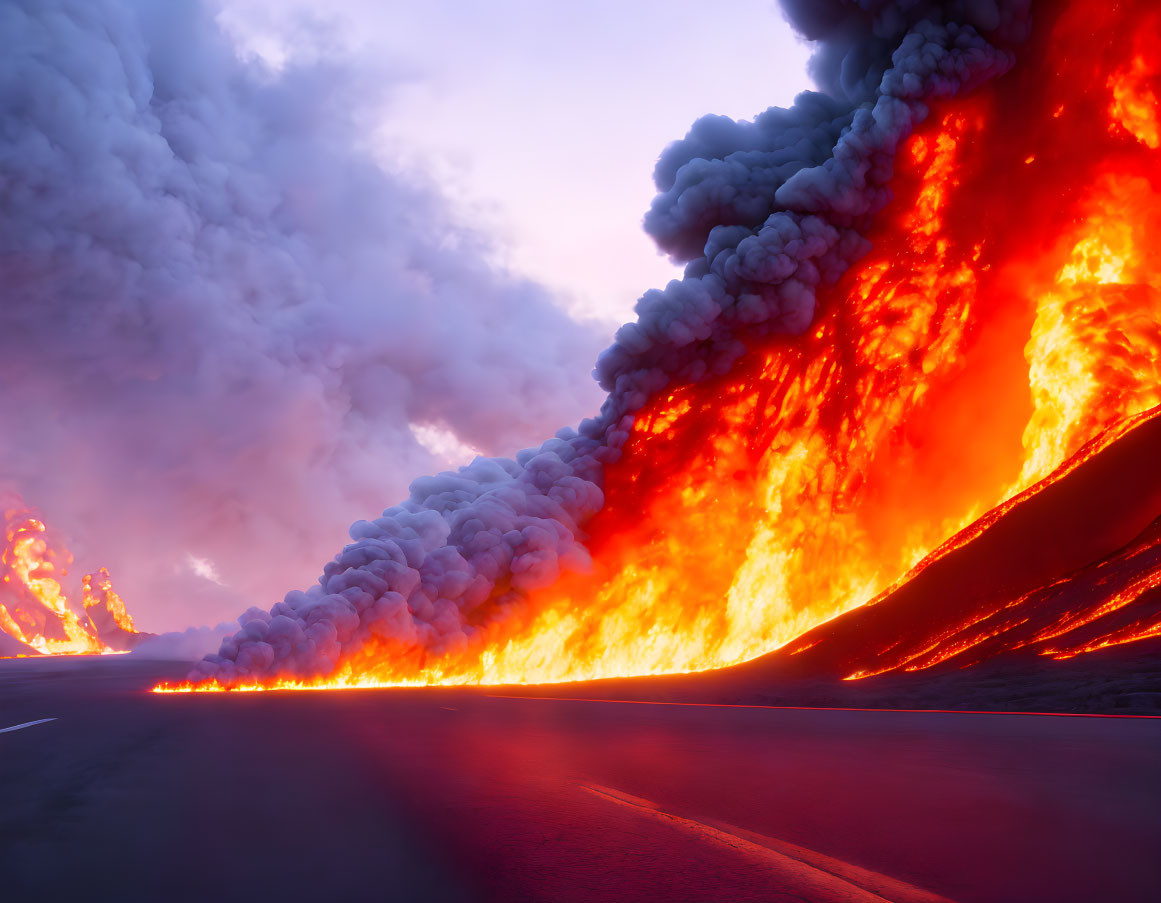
1019,176,1161,486
83,567,138,635
160,0,1161,693
1110,55,1160,149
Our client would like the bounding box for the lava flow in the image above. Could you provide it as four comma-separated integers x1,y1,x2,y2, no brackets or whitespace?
163,0,1161,694
0,499,143,657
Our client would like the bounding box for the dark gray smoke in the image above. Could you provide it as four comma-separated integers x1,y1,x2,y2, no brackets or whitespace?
0,0,605,632
185,0,1031,685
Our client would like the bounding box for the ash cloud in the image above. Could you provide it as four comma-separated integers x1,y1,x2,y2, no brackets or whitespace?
132,621,240,661
0,0,605,630
187,0,1031,686
1,0,1028,685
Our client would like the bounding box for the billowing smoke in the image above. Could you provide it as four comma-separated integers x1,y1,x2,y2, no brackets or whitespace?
132,621,239,661
183,0,1031,685
0,0,606,631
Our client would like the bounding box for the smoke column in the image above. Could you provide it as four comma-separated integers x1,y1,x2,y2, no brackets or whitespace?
0,0,605,632
185,0,1032,685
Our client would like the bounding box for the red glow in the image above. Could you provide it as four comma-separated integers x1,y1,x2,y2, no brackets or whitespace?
161,0,1161,694
484,696,1161,720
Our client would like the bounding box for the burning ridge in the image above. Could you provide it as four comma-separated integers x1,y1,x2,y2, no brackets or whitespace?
183,1,1036,690
0,494,148,657
774,403,1161,680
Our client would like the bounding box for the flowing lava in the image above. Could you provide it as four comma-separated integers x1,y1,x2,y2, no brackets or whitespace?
158,0,1161,693
0,502,140,657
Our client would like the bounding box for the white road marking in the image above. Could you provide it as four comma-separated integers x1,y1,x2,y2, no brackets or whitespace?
581,783,956,903
0,717,57,734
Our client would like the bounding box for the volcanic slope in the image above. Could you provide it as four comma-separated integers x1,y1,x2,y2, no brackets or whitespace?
780,404,1161,680
518,405,1161,714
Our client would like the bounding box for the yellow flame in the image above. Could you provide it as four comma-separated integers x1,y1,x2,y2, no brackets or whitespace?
0,511,136,657
83,567,138,634
161,17,1161,694
1019,176,1161,487
1109,55,1160,149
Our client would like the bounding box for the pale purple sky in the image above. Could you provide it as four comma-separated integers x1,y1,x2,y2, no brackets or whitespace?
1,0,818,634
216,0,814,329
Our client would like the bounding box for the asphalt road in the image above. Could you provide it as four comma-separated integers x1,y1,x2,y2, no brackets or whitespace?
1,658,1158,903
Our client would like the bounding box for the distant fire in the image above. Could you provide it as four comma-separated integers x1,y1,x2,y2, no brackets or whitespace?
0,502,141,657
161,0,1161,694
83,568,138,635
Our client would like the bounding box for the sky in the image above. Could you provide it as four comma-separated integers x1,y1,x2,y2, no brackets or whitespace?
0,0,814,635
172,1,1038,679
217,0,814,328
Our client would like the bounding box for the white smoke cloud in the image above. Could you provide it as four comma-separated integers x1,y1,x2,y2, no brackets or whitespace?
186,555,225,586
0,0,1031,686
0,0,605,632
132,621,240,661
408,423,484,470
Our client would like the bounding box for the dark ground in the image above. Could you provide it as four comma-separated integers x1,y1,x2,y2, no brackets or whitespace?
556,636,1161,716
741,638,1161,713
1,656,1158,903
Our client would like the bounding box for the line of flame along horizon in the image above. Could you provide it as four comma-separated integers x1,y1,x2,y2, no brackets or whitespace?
156,0,1161,694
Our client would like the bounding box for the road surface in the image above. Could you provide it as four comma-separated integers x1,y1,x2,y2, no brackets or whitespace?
1,657,1158,902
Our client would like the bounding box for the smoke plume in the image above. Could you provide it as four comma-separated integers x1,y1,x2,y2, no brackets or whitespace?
132,621,240,661
0,0,605,631
182,0,1030,685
